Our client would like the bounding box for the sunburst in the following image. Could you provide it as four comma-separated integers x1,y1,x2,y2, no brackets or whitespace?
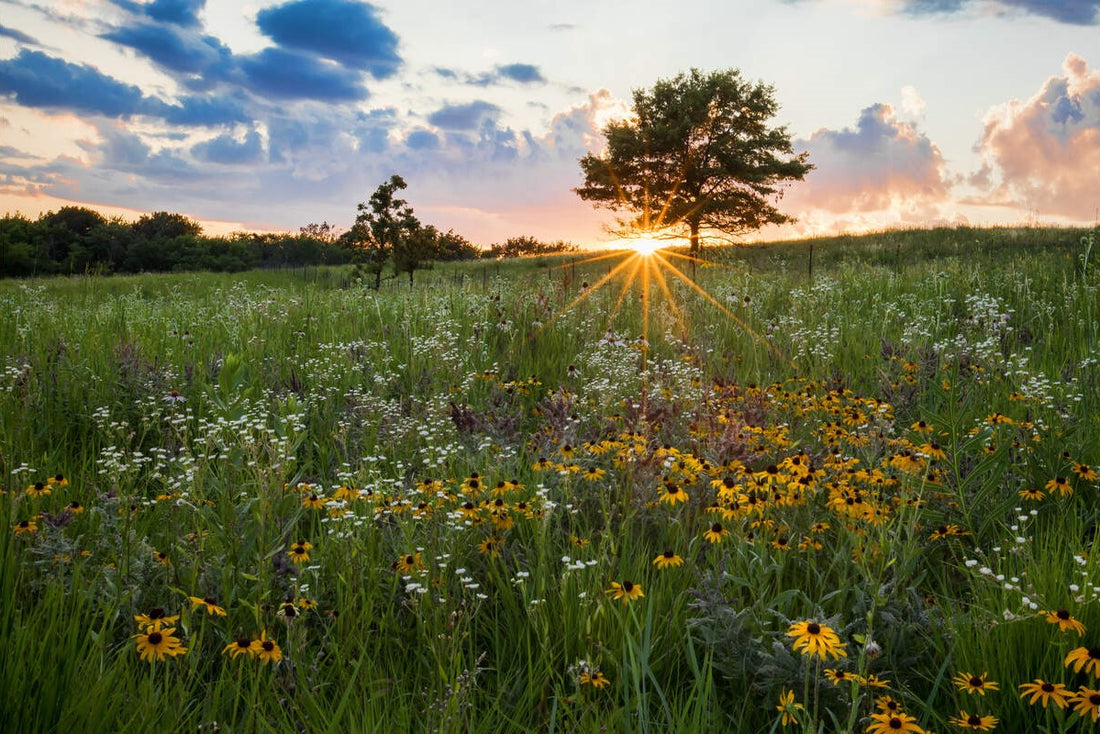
530,168,792,383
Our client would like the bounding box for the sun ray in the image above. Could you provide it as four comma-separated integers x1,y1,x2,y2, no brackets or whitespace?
543,253,640,329
606,253,645,332
651,252,792,366
647,255,688,340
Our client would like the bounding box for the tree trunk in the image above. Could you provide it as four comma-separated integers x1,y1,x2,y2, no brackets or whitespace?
689,218,700,255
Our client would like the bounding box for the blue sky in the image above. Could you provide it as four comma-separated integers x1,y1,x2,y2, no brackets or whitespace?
0,0,1097,246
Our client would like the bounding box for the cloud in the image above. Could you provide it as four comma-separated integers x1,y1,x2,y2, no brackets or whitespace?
239,48,368,102
427,101,500,130
405,129,440,150
973,53,1100,219
161,95,249,126
497,64,546,84
0,49,153,118
900,85,926,117
431,63,547,87
0,49,248,126
103,23,233,79
0,24,37,44
256,0,401,78
789,103,949,213
109,0,206,27
902,0,1099,24
191,130,264,165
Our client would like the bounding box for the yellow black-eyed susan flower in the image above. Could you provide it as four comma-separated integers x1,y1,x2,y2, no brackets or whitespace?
775,689,803,726
583,467,605,482
875,696,903,714
288,540,312,565
51,473,68,488
302,493,328,509
948,711,997,730
1071,686,1100,722
1045,476,1073,497
1065,646,1100,677
133,627,186,662
824,669,857,685
25,482,51,498
189,596,227,616
659,484,688,505
393,552,424,574
1018,487,1045,501
863,674,890,688
653,550,684,569
579,670,610,688
606,581,643,604
134,606,179,631
929,524,968,540
223,636,255,658
953,672,999,695
787,620,846,660
252,631,282,664
1019,679,1070,708
478,535,504,556
865,711,922,734
13,519,38,535
703,522,728,544
1044,609,1086,635
1073,463,1098,482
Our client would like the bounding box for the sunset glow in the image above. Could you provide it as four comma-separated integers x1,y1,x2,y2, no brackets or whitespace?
0,1,1095,245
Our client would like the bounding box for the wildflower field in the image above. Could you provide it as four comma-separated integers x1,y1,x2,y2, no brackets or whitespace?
2,226,1099,733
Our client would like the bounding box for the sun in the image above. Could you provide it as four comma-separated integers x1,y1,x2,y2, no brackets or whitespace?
621,237,665,256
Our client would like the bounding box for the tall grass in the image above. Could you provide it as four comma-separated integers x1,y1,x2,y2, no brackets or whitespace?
1,225,1097,732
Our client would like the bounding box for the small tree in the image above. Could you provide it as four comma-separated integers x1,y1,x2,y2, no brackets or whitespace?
575,68,812,253
350,174,418,289
393,223,440,285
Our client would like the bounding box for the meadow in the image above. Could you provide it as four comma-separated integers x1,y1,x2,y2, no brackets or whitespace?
2,225,1098,733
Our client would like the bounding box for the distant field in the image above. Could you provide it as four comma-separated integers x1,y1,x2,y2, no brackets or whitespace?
2,225,1098,732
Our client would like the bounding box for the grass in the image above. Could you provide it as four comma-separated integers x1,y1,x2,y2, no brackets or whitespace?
1,224,1098,732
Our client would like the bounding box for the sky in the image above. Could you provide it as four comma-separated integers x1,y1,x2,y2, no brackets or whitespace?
0,0,1097,247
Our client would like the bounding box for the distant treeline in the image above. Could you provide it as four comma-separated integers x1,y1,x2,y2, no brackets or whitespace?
0,207,578,278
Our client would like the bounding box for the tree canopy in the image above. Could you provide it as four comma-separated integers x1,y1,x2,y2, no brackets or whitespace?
575,68,812,253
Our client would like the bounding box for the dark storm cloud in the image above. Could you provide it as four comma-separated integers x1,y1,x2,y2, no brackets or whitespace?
256,0,401,77
0,23,37,44
239,48,368,102
427,100,500,130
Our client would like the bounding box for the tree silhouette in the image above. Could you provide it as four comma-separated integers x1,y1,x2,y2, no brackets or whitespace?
576,68,812,253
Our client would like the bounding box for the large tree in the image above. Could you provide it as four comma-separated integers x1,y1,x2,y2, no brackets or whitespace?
575,68,812,253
